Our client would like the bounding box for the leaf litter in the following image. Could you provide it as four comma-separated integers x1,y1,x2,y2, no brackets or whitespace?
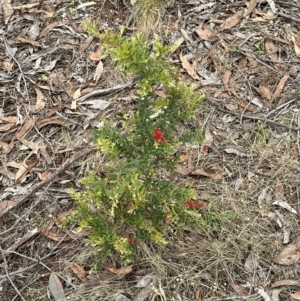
1,0,300,300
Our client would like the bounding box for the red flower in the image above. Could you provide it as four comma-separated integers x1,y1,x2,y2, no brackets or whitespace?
202,145,209,156
153,129,164,143
186,199,196,209
186,199,206,209
128,238,137,244
165,214,172,223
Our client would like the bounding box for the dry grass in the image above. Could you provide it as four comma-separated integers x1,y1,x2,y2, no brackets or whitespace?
131,0,167,36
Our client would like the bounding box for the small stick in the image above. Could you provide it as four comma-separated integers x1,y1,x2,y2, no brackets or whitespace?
207,98,300,131
265,98,297,118
78,76,141,102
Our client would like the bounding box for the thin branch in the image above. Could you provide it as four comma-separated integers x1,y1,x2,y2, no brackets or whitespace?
265,98,297,118
77,75,142,102
207,98,300,131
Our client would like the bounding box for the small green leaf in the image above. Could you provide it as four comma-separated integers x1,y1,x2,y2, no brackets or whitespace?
230,46,237,52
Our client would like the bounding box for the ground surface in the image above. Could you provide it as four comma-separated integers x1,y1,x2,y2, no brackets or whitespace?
1,0,300,300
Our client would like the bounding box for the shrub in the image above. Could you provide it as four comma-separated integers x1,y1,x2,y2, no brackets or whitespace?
69,27,206,265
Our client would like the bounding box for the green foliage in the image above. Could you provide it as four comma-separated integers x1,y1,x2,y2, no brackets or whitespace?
253,43,264,55
70,26,208,265
254,124,272,144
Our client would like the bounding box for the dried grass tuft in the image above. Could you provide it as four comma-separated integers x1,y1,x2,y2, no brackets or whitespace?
132,0,167,36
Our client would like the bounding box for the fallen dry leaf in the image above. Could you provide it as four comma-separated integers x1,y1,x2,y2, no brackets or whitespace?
273,234,300,265
222,70,231,86
106,265,132,276
133,275,157,301
179,52,201,81
68,262,87,282
171,36,185,52
191,167,223,180
194,288,201,301
76,1,96,9
0,140,13,154
38,226,72,242
259,86,272,101
245,0,257,15
291,292,300,300
89,46,102,61
264,39,278,62
230,283,249,296
192,54,203,73
71,88,81,109
18,138,39,153
3,60,13,71
40,20,69,37
0,116,17,123
66,13,83,33
79,36,94,54
94,60,103,83
50,72,67,86
272,74,290,99
228,75,238,97
81,86,94,95
36,116,64,130
238,57,247,69
33,88,45,111
49,272,65,301
256,287,272,301
195,27,216,42
220,9,244,31
291,35,300,57
152,88,166,98
245,252,259,273
57,210,74,221
176,155,195,175
17,36,42,47
272,279,300,288
0,122,15,132
224,148,248,157
66,81,75,98
0,200,15,212
73,88,81,101
267,0,276,13
37,171,53,181
252,8,276,20
250,97,263,108
15,118,36,139
272,200,297,215
6,161,21,169
15,160,36,183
